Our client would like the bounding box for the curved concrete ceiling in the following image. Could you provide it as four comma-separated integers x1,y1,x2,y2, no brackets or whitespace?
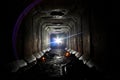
47,26,70,33
32,8,79,34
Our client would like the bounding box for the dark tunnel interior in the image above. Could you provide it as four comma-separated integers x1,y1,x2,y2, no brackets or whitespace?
1,0,119,80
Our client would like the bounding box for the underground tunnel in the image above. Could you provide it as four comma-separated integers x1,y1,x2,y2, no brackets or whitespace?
2,0,117,80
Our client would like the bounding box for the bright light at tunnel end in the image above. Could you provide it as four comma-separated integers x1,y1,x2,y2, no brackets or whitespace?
54,37,62,44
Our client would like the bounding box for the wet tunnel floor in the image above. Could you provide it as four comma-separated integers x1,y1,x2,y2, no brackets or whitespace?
38,49,72,77
4,49,106,80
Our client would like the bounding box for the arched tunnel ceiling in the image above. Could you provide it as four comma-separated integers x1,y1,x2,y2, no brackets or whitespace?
41,19,75,34
32,0,85,16
39,9,71,33
31,8,79,34
28,0,87,34
45,25,70,33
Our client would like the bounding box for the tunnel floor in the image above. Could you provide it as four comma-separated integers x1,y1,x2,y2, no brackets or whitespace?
38,49,72,77
5,49,105,80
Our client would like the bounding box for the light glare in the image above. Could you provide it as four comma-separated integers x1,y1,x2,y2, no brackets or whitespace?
54,37,62,44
